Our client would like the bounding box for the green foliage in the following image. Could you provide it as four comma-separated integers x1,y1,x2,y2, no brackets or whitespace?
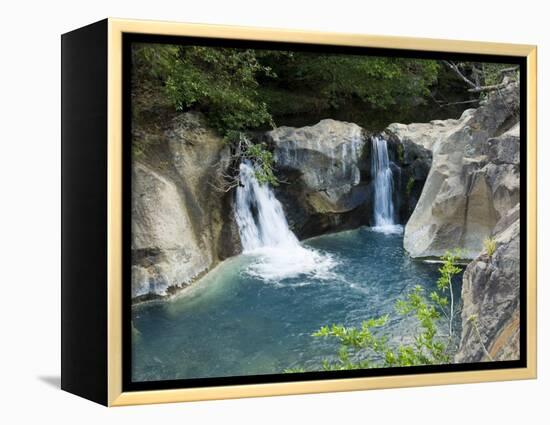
244,142,279,186
312,317,388,370
257,86,328,117
261,53,439,111
132,43,180,83
483,237,497,257
393,286,449,365
163,46,275,135
434,250,462,338
287,252,464,373
133,43,442,138
131,44,181,157
436,251,462,293
444,61,518,92
405,176,415,197
480,63,519,86
311,285,449,371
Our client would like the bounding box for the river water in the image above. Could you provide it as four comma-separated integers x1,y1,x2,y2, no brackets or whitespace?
132,227,457,382
132,146,460,383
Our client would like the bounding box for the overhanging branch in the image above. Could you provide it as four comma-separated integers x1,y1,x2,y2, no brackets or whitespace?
443,60,516,95
442,60,477,89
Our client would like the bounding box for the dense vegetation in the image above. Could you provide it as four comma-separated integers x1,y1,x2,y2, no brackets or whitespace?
132,44,442,137
133,43,517,137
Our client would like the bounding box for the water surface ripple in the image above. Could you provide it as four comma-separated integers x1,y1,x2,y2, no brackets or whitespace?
132,228,456,382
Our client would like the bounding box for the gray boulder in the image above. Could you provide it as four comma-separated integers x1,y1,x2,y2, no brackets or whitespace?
402,83,520,259
267,119,372,238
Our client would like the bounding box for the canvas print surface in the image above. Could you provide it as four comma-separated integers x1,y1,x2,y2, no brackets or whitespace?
129,41,522,384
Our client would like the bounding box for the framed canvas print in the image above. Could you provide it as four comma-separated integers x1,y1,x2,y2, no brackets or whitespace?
61,18,537,406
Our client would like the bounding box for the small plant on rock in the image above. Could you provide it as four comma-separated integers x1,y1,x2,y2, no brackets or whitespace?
483,237,497,257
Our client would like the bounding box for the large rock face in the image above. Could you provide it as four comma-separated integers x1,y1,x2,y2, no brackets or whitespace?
399,83,520,259
265,119,433,238
131,112,240,299
455,204,520,362
132,163,212,298
267,120,372,238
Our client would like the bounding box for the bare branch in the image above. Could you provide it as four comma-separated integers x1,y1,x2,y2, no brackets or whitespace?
443,60,516,95
429,92,480,109
439,99,481,107
467,82,509,93
208,179,240,193
468,315,494,362
442,60,477,89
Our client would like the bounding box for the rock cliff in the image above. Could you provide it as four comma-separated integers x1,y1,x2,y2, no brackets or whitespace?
386,83,521,362
382,128,433,222
131,112,241,300
396,83,520,259
455,204,520,362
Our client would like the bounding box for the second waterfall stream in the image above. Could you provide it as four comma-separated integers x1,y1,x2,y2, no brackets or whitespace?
371,136,402,234
234,161,336,283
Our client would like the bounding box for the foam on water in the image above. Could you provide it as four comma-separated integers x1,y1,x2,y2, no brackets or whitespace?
371,224,403,235
235,161,337,282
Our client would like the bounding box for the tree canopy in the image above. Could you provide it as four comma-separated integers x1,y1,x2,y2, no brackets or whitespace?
132,43,517,147
132,44,441,136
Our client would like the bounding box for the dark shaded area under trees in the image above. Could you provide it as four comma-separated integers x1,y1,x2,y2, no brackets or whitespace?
132,43,517,155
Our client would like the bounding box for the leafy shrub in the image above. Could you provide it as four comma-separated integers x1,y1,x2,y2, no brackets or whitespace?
433,250,462,338
164,46,275,135
287,251,463,372
312,286,449,370
244,142,279,186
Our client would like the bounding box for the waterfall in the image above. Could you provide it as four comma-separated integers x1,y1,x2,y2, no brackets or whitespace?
371,136,402,234
235,161,336,282
235,161,300,251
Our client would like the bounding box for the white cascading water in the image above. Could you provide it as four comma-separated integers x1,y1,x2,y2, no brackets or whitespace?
235,161,336,282
235,161,299,251
371,136,402,234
